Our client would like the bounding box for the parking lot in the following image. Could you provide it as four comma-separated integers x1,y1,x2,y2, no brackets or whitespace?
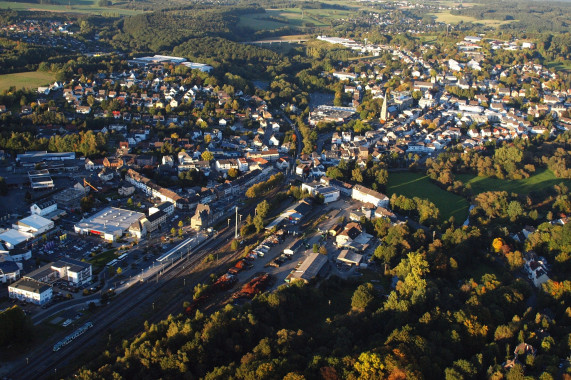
225,198,379,295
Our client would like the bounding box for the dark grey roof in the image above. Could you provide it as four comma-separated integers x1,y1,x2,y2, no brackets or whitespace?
155,201,173,211
146,210,166,223
0,261,20,274
35,200,56,209
52,257,91,272
9,278,51,294
25,264,54,281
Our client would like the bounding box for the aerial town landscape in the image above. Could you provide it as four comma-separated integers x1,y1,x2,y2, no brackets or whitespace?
0,0,570,379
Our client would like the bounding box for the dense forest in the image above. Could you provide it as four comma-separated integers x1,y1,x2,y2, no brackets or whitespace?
108,5,264,51
74,214,570,379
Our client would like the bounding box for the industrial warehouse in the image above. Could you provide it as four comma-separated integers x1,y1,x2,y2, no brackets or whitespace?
74,207,146,242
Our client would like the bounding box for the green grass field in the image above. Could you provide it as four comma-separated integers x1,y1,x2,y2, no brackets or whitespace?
88,249,117,269
457,169,571,196
429,11,515,27
0,0,141,15
546,60,571,73
239,6,356,31
0,71,54,92
387,172,470,222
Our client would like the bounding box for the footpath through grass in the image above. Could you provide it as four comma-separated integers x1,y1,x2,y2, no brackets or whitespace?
387,171,470,222
457,169,571,196
0,71,54,92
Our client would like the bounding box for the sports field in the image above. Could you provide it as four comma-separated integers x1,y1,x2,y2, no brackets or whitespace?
457,169,571,196
387,172,470,222
0,71,54,92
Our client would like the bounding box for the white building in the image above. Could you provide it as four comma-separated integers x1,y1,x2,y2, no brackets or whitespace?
0,229,32,250
351,185,389,208
125,169,184,208
524,256,550,288
301,182,340,203
30,200,57,217
13,215,54,237
149,201,175,216
9,278,52,305
74,207,146,242
0,261,21,283
50,258,92,285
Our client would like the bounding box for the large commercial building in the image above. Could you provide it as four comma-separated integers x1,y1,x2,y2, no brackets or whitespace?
13,214,54,237
74,207,146,242
17,151,75,165
0,229,31,250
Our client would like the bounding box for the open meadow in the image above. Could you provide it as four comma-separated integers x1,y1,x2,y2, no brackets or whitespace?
429,11,516,27
0,71,54,92
387,171,470,222
0,0,141,15
239,4,358,31
457,169,571,196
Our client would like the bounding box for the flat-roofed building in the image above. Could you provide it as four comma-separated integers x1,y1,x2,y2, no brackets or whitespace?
28,169,54,189
301,182,340,203
13,215,54,237
51,258,92,285
0,229,32,250
53,187,85,210
8,278,52,305
74,207,146,242
17,151,75,165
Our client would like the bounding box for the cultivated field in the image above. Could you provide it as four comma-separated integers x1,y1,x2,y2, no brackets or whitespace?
429,11,515,27
387,171,470,222
0,71,54,92
239,5,357,31
0,0,141,15
457,169,571,196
